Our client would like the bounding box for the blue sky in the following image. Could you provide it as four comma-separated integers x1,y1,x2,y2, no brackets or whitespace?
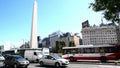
0,0,104,49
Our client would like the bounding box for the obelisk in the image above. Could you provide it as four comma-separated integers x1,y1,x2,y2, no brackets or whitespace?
30,0,38,48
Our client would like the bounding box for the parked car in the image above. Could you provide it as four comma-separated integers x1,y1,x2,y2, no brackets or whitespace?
3,55,29,68
39,54,69,67
0,54,5,61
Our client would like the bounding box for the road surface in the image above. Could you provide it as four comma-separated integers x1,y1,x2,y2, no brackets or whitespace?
0,62,120,68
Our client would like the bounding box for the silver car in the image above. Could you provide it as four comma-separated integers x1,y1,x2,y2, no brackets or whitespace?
39,54,69,67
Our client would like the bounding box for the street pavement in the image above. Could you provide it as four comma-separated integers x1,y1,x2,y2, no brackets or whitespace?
26,62,120,68
0,62,120,68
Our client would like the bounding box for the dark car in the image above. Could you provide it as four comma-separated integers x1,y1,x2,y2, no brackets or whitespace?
3,55,29,68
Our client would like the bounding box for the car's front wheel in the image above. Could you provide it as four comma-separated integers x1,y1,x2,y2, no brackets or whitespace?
39,61,44,66
3,63,7,68
14,64,18,68
55,62,60,68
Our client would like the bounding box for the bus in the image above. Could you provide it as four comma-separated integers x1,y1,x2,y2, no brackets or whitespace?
2,49,17,55
62,44,120,62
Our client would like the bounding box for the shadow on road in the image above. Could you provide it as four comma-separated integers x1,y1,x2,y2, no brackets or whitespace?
35,65,67,68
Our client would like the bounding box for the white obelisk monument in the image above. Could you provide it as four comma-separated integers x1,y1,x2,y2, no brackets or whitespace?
30,0,38,48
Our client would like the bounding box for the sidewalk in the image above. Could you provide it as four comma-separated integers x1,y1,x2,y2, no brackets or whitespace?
70,61,120,66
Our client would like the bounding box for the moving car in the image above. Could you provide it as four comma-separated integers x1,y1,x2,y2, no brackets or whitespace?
39,54,69,67
3,55,29,68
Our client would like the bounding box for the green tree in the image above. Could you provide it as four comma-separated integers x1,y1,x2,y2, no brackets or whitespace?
0,45,3,50
0,46,1,50
56,41,59,53
69,41,75,47
56,41,66,53
89,0,120,23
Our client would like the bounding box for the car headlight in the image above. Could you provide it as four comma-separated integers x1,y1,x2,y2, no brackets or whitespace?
19,61,29,64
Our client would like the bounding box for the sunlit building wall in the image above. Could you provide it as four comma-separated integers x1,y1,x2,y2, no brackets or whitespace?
81,23,120,45
59,32,80,46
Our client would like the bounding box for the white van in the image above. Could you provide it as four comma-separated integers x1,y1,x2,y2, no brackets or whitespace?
24,50,42,62
24,48,50,62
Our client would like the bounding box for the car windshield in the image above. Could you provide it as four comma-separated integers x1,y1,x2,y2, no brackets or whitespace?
52,54,62,59
14,56,24,60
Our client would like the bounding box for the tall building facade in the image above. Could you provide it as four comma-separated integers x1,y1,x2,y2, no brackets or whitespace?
81,22,120,45
49,31,62,52
59,32,80,47
30,0,38,48
48,31,80,52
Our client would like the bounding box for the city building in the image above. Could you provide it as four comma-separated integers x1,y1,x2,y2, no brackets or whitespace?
49,31,63,52
39,31,80,52
59,32,80,47
37,36,42,48
81,21,120,45
42,37,50,48
48,31,80,52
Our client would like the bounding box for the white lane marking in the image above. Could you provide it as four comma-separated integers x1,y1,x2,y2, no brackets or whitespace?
98,65,120,68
